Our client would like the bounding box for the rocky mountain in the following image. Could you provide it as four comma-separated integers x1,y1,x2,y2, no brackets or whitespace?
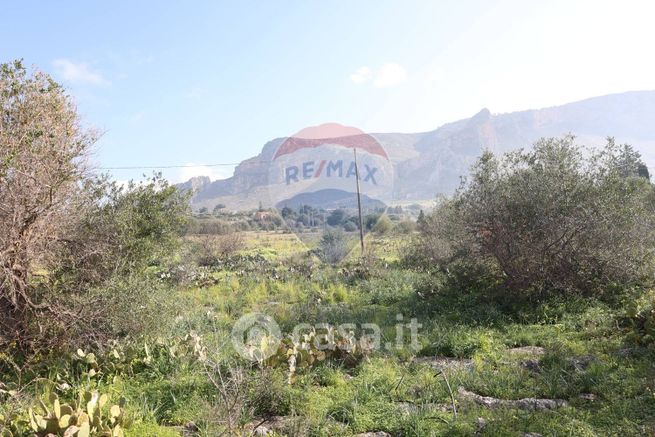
179,90,655,210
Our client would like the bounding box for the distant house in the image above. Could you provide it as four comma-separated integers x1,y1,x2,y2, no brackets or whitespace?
254,210,273,221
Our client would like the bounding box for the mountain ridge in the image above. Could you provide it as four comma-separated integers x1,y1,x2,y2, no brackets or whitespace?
179,90,655,210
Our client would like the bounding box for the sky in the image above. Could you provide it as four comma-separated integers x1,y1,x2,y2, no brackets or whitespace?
3,0,655,183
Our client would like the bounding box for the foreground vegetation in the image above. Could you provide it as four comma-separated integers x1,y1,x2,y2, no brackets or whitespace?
2,232,655,436
2,61,655,436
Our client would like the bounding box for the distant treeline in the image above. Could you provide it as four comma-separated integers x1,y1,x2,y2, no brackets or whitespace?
186,204,422,235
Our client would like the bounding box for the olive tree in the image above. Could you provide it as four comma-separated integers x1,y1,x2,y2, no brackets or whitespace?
0,61,189,355
0,60,97,348
413,136,655,295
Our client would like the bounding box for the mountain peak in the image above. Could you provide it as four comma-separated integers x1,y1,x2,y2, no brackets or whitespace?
471,107,492,121
176,91,655,210
177,175,211,194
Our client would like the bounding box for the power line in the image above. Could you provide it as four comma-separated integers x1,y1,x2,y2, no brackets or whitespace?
97,162,256,170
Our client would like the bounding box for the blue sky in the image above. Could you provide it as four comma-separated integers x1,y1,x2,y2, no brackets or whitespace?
3,1,655,182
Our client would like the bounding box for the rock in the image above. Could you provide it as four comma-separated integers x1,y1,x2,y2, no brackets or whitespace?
615,347,637,358
579,393,597,401
508,346,546,356
458,387,568,411
521,359,541,373
184,422,198,431
182,422,199,436
243,416,292,435
568,355,596,371
396,401,452,415
413,356,475,371
254,426,271,436
476,417,488,434
523,433,543,437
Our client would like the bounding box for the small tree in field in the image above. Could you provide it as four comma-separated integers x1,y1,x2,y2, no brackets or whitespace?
318,229,349,264
412,136,655,296
54,175,189,287
0,61,190,354
0,60,96,347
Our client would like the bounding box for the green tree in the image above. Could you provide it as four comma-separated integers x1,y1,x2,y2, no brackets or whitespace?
0,60,97,350
413,136,655,295
372,215,393,234
318,229,349,264
213,203,226,215
280,206,295,219
327,209,347,226
56,174,189,286
417,210,426,227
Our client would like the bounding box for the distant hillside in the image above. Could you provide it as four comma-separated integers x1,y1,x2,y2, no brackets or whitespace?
178,91,655,210
275,188,387,211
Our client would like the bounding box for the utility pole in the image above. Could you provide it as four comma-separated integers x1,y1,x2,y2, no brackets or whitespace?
353,148,365,255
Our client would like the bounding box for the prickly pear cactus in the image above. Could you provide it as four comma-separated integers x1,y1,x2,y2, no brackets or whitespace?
28,391,129,437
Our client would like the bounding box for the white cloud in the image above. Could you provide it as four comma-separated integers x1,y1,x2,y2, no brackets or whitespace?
373,63,407,87
52,59,109,86
350,63,407,87
350,66,372,84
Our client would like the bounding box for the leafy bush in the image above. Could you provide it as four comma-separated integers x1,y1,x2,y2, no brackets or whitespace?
327,209,347,226
54,175,189,288
343,221,358,232
5,174,190,356
0,60,97,353
318,230,350,264
624,290,655,347
372,215,393,234
0,63,189,358
393,219,416,234
410,136,655,296
185,217,233,235
194,233,245,266
75,277,176,345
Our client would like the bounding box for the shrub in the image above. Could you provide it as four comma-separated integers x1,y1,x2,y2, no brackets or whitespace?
364,213,381,231
53,174,189,288
404,197,475,271
194,233,245,266
0,60,97,352
186,217,233,235
372,215,393,234
327,209,347,226
318,230,350,264
343,221,358,232
393,219,416,234
624,290,655,347
411,136,655,296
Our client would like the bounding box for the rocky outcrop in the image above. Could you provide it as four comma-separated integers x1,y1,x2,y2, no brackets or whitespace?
457,387,568,411
176,176,211,195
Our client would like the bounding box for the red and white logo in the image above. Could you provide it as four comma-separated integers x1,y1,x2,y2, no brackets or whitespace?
267,123,394,211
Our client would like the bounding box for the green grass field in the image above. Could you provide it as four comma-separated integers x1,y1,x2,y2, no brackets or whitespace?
138,232,655,435
3,231,654,436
